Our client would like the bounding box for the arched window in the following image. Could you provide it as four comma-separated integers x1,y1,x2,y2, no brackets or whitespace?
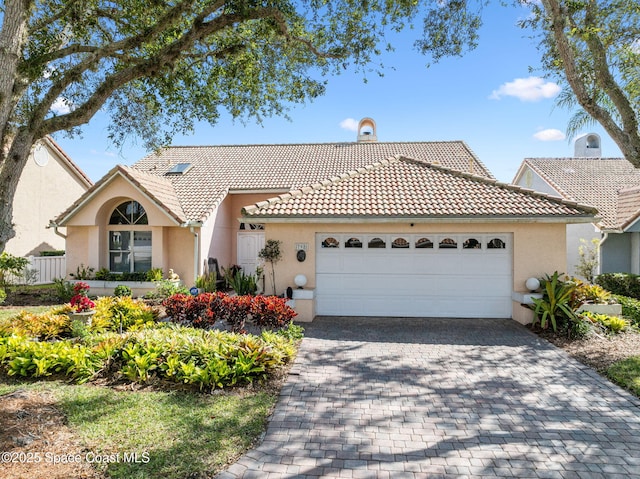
345,237,362,248
109,201,148,225
322,237,340,248
415,237,433,249
368,237,386,248
439,238,458,249
487,238,506,249
463,238,481,249
108,201,152,273
392,237,409,249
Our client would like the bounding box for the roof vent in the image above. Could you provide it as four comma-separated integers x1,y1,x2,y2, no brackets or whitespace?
357,118,377,143
574,133,601,158
166,163,192,175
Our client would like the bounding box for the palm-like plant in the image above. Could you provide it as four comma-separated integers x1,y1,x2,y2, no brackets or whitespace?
531,272,578,332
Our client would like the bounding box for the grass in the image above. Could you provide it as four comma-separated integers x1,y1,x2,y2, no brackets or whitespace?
0,305,56,321
0,377,278,478
607,356,640,397
0,296,299,478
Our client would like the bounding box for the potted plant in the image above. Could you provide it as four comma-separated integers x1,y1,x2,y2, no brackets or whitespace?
68,281,96,324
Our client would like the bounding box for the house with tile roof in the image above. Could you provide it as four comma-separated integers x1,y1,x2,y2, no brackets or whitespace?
513,133,640,278
54,119,595,323
5,136,92,258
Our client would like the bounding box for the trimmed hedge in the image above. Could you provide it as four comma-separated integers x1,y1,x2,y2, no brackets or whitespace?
596,273,640,299
613,294,640,326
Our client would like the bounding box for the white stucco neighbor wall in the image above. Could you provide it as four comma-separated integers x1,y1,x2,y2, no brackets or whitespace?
566,223,601,279
6,140,90,257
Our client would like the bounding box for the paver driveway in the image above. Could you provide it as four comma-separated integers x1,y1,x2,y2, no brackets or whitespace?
217,317,640,478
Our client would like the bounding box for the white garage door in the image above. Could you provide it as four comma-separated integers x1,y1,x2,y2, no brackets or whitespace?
316,233,512,318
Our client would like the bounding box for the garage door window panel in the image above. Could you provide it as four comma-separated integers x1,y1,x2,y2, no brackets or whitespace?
488,238,506,249
392,237,410,249
415,237,434,249
322,237,340,248
463,238,482,250
345,237,362,248
439,237,458,249
368,237,386,249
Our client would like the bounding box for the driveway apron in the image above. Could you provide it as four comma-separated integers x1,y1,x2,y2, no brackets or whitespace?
217,317,640,478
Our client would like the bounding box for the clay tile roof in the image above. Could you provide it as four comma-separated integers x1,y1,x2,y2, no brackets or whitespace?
117,165,187,223
242,156,597,221
522,158,640,229
617,186,640,231
55,165,186,225
131,141,492,221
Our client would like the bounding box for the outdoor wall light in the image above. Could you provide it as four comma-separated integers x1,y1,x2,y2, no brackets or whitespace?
294,274,308,289
525,277,541,292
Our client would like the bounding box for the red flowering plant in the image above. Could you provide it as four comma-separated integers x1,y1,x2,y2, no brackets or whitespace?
70,282,96,312
250,295,297,329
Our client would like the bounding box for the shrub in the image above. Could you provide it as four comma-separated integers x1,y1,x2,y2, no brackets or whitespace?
531,272,577,331
576,238,600,283
53,278,75,302
143,279,189,301
250,295,297,329
163,293,297,333
195,271,218,293
571,279,612,307
0,288,5,305
163,293,218,325
70,263,95,280
613,294,640,326
40,250,65,257
580,311,629,334
227,270,257,295
596,273,640,299
114,284,132,297
0,323,301,390
91,296,157,332
0,335,101,382
146,268,164,282
0,309,72,340
0,252,29,289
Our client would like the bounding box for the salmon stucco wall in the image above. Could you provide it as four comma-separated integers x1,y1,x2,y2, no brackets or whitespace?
204,192,287,272
261,221,567,323
62,174,198,282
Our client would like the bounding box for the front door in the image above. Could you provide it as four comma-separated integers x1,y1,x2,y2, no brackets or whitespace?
237,232,265,275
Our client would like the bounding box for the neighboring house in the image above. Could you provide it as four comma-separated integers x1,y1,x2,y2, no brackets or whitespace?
512,133,640,277
5,136,92,257
54,119,595,323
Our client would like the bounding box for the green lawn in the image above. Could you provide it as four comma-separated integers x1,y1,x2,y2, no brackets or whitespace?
0,299,298,478
0,377,278,478
0,305,56,321
607,356,640,397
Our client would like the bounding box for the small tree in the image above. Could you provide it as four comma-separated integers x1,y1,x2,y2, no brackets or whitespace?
0,252,28,292
576,238,600,283
258,240,283,296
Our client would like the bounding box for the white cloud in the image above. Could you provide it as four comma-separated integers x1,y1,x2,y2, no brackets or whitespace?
339,118,359,132
533,128,566,141
50,97,72,115
490,76,560,102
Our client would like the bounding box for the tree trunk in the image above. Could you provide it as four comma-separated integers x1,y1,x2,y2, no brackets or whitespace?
0,131,35,252
542,0,640,167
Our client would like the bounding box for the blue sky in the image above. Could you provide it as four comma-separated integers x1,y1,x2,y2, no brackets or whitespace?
54,3,622,184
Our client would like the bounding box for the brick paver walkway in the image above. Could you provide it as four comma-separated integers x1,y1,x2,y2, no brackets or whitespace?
217,317,640,478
